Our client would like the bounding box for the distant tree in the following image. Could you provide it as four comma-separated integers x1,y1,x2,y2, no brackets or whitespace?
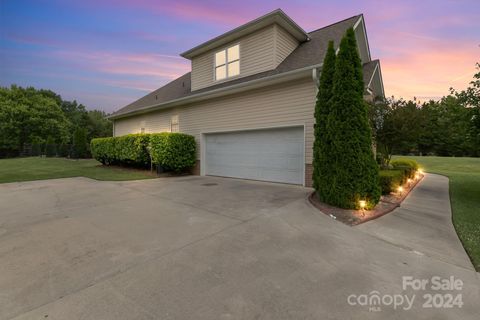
0,86,70,156
86,110,112,141
313,41,336,191
45,136,57,157
323,28,380,209
72,127,88,158
451,62,480,156
61,100,89,135
58,143,70,158
0,85,112,158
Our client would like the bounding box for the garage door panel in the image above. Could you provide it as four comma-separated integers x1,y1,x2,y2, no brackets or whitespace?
205,127,304,185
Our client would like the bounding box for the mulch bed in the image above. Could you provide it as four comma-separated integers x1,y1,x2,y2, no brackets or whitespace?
308,174,424,226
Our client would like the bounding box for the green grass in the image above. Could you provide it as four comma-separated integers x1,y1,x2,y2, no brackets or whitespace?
394,156,480,271
0,157,156,183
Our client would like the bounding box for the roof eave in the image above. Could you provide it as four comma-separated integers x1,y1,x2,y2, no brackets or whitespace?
108,65,318,120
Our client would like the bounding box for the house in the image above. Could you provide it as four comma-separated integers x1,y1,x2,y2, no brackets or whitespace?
108,9,384,187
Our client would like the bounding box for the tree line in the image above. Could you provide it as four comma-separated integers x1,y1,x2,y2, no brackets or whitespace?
369,63,480,164
0,85,112,158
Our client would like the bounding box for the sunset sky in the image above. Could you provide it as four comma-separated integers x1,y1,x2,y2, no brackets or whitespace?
1,0,479,112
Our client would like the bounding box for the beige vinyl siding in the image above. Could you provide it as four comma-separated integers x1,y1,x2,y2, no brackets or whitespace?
191,25,276,91
114,108,180,136
274,25,298,67
113,78,316,163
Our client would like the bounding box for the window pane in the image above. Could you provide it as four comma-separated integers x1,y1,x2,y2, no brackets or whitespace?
227,45,239,62
171,115,178,124
216,65,226,80
170,115,179,132
215,50,226,66
228,61,239,77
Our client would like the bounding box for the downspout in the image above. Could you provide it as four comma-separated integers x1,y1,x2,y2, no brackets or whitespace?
312,67,321,94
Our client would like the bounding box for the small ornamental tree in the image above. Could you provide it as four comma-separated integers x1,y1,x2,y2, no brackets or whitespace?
313,41,336,192
323,28,380,209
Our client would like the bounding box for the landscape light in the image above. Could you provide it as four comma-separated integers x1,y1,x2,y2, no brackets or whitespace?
398,186,404,194
359,200,366,209
415,173,420,180
407,178,412,185
418,169,424,175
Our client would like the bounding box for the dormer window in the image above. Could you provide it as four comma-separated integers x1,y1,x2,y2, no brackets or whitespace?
215,44,240,80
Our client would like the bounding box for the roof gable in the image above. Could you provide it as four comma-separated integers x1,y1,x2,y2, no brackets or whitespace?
180,9,308,59
110,14,375,119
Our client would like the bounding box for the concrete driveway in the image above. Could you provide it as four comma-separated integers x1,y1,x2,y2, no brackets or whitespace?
0,174,479,319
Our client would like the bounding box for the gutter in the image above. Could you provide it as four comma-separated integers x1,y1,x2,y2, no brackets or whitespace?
108,64,321,120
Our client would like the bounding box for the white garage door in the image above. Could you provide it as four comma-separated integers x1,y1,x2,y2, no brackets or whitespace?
205,126,304,185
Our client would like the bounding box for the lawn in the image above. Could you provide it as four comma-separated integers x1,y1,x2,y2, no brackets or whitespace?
394,156,480,271
0,157,156,183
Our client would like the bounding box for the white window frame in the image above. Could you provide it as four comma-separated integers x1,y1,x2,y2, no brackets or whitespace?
170,115,179,133
214,44,240,81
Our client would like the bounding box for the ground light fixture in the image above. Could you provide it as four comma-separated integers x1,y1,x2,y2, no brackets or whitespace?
407,178,412,185
359,200,366,209
359,200,366,217
398,186,404,195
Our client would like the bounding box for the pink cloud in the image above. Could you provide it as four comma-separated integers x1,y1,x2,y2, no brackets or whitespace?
380,41,478,99
3,32,61,47
77,0,255,27
53,50,190,80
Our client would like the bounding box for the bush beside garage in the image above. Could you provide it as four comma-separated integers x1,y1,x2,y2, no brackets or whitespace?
91,133,196,173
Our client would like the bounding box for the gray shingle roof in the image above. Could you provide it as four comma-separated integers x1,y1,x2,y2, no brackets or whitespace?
363,59,380,86
110,14,365,119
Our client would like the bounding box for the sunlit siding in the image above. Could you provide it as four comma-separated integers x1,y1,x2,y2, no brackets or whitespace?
114,108,179,136
113,78,317,163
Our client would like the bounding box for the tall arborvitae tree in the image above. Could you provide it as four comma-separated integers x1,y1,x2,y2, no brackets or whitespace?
324,28,380,209
313,41,336,192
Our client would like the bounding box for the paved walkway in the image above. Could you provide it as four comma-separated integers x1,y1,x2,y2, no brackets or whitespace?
358,173,474,270
0,174,479,319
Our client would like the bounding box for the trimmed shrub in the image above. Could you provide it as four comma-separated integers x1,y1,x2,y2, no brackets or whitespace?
115,134,151,166
391,158,419,170
391,158,419,179
149,133,196,172
379,169,406,194
91,137,117,165
91,132,196,172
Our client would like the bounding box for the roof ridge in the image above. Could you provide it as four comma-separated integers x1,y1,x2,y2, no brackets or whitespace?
363,59,379,65
307,14,362,35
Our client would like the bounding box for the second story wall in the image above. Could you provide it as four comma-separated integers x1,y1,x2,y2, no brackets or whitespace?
274,24,298,67
191,24,299,91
